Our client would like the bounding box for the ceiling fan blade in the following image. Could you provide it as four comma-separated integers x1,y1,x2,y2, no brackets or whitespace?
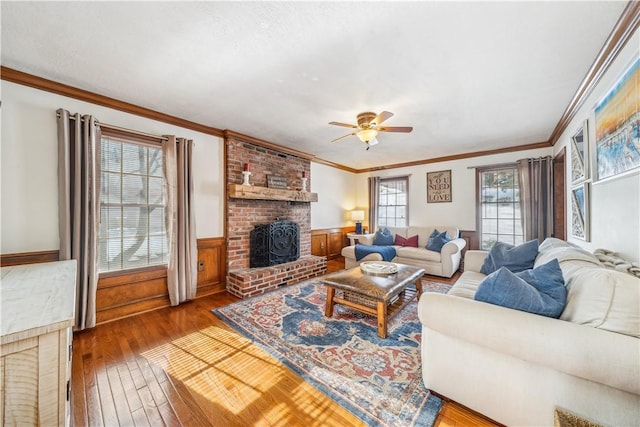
329,121,358,129
378,126,413,133
331,133,355,143
372,111,394,126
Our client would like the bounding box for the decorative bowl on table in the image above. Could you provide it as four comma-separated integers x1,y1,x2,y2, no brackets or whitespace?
360,261,399,275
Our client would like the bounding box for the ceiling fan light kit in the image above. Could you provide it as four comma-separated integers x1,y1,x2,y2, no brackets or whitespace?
329,111,413,149
356,128,378,143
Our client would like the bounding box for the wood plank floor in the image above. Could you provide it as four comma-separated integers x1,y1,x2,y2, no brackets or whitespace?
71,257,498,426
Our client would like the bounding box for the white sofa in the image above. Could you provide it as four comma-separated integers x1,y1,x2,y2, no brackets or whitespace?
341,226,466,278
418,238,640,426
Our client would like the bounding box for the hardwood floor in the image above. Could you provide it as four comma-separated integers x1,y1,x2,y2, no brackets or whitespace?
71,257,497,426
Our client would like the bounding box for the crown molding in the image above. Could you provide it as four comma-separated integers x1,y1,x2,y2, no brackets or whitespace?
547,1,640,146
357,141,551,173
0,66,225,138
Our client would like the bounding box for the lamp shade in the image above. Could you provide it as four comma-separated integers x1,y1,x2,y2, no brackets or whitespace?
351,210,365,221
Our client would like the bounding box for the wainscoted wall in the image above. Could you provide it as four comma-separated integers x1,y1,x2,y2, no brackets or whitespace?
0,250,59,267
1,237,227,325
311,226,357,259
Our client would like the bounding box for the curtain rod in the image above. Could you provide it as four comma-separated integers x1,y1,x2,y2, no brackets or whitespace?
58,113,169,141
466,162,517,170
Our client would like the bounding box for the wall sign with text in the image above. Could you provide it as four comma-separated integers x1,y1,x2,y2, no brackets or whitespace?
426,170,452,203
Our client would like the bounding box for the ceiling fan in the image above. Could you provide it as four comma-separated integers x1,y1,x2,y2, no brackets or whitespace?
329,111,413,150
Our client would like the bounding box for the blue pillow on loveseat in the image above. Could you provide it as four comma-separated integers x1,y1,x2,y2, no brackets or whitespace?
426,229,451,252
474,259,567,318
480,239,539,275
373,227,394,246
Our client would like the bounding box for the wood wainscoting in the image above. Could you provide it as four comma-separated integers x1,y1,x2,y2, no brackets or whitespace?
96,237,227,324
0,250,60,266
1,237,227,325
311,226,356,260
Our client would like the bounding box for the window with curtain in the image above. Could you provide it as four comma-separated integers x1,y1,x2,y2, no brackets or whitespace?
99,131,168,272
477,166,523,249
377,176,409,227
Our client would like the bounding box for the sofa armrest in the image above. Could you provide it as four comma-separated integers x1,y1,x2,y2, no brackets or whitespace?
464,250,489,273
438,238,466,278
418,293,640,395
441,238,466,256
354,234,375,245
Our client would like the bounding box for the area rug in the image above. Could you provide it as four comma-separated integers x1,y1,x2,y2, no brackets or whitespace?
212,278,450,427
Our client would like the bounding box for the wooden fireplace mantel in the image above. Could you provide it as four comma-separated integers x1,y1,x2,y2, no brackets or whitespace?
228,184,318,202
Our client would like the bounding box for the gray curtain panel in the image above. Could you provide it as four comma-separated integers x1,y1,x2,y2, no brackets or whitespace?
368,176,380,233
517,156,554,242
57,108,101,330
164,136,198,306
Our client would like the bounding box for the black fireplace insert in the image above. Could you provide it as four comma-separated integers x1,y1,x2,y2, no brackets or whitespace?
250,220,300,268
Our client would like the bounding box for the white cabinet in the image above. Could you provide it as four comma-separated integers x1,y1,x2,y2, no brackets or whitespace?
1,260,77,426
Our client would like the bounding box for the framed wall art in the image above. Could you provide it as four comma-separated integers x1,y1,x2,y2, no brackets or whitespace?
570,120,589,184
570,182,590,241
426,170,452,203
594,56,640,182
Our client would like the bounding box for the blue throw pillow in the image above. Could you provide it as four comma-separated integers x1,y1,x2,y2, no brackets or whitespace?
426,229,451,252
373,227,394,246
474,259,567,318
480,239,539,275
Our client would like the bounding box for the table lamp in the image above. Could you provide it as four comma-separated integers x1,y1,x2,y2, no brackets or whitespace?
351,210,365,234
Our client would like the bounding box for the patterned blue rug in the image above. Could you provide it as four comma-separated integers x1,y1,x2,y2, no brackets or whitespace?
213,278,449,426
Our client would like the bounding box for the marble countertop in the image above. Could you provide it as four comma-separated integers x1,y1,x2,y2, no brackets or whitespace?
1,260,77,339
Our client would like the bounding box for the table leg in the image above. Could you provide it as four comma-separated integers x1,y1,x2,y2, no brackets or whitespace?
377,301,388,339
415,279,424,300
325,286,335,317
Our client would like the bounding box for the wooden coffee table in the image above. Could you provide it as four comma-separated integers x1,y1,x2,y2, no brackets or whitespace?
322,263,425,338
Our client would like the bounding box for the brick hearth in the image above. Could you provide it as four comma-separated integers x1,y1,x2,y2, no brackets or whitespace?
227,255,327,298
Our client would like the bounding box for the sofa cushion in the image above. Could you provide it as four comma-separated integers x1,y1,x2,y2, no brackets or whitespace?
396,246,441,262
480,239,539,275
373,227,394,245
560,266,640,338
426,229,451,252
394,234,419,247
448,271,486,299
475,259,567,318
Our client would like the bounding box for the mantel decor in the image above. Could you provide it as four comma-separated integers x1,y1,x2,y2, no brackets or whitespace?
267,175,288,189
427,170,452,203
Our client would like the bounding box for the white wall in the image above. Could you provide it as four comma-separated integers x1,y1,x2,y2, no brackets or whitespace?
310,162,357,229
1,81,224,254
354,147,552,231
554,27,640,262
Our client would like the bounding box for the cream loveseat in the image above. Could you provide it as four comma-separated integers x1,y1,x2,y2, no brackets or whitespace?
418,238,640,426
341,226,466,278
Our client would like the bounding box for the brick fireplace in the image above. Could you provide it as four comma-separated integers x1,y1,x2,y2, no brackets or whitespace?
225,132,326,298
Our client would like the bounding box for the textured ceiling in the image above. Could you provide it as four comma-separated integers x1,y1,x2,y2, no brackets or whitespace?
1,1,627,169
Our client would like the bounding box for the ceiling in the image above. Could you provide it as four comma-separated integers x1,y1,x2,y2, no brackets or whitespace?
1,1,628,170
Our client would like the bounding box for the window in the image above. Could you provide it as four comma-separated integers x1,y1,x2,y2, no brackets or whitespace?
477,166,523,249
377,177,408,227
99,132,168,272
